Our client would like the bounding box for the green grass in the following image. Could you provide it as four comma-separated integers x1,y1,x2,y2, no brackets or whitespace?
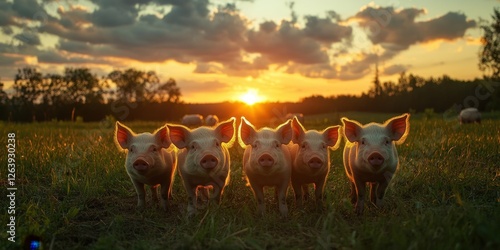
1,113,499,249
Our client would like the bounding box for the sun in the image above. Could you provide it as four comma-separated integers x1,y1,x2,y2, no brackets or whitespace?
239,89,262,105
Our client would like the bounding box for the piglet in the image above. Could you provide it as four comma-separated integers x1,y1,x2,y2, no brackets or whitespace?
167,117,236,215
115,122,177,210
341,114,410,215
239,117,293,217
288,117,341,207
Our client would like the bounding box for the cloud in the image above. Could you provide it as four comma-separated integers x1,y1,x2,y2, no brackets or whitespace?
303,15,352,44
0,1,479,83
246,18,351,65
383,64,410,75
354,6,476,50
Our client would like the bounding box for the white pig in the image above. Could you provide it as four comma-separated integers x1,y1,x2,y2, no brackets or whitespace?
167,117,236,215
341,114,410,215
238,117,293,217
288,117,341,207
459,108,481,124
182,114,204,127
115,122,177,210
205,115,219,126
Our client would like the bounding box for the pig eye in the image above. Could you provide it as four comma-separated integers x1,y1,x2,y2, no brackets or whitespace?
275,142,280,148
322,143,327,149
385,138,390,145
129,146,135,153
301,143,306,149
215,141,220,147
152,146,157,152
361,138,366,145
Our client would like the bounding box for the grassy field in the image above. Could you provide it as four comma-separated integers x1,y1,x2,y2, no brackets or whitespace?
1,112,499,249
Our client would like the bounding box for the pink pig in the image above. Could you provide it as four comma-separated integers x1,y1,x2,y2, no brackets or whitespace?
341,114,410,215
238,117,293,217
288,117,341,207
115,122,177,210
167,118,236,215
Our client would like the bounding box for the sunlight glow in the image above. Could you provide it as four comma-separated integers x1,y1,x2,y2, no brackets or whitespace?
239,89,262,105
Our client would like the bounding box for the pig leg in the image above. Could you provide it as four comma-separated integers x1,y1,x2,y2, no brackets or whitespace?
150,185,159,204
186,186,198,216
292,181,303,207
314,180,326,207
349,181,357,205
250,182,266,216
277,182,289,217
160,182,170,210
375,172,394,208
375,180,390,208
302,184,310,201
210,184,223,205
369,183,378,205
354,179,366,215
132,179,146,209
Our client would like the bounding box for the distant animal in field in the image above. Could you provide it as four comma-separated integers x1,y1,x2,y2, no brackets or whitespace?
286,113,304,124
205,115,219,126
341,114,410,215
114,122,177,210
459,108,481,124
182,114,203,127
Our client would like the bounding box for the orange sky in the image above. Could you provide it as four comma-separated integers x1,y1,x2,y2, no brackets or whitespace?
0,0,495,103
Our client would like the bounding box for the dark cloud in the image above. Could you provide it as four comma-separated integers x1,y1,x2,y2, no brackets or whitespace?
303,15,352,44
354,7,476,50
288,63,338,79
246,20,330,65
12,0,46,20
383,64,409,75
37,49,113,65
14,31,41,45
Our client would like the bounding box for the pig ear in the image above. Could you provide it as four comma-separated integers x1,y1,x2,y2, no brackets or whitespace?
291,116,305,144
238,117,258,147
167,124,190,149
215,117,236,145
154,125,171,148
276,119,293,144
385,113,410,144
341,118,362,143
115,121,135,150
323,125,341,150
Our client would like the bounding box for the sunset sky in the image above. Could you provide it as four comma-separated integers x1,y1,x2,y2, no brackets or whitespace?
0,0,497,103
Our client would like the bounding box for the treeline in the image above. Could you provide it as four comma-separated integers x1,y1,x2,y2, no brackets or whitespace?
0,67,182,122
0,67,499,123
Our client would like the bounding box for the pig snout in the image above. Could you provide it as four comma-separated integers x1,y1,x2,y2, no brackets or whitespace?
368,152,384,167
308,157,323,169
200,154,218,170
133,158,150,171
258,154,275,168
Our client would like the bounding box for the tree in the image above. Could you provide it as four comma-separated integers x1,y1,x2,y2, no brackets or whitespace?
108,68,159,103
108,68,181,103
146,78,182,103
13,67,44,105
479,8,500,79
0,82,8,105
62,68,104,104
368,62,382,97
